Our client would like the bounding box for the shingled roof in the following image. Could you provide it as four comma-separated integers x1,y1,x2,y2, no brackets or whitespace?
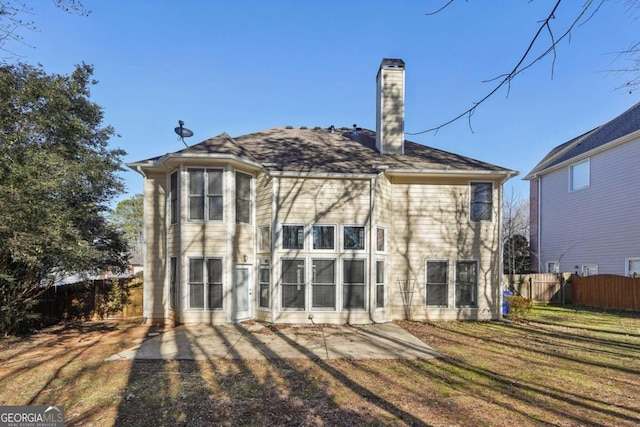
525,100,640,178
133,126,513,176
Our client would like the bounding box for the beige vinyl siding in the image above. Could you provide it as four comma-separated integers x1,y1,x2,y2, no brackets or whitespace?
255,173,272,226
276,177,370,224
144,172,168,324
388,178,501,320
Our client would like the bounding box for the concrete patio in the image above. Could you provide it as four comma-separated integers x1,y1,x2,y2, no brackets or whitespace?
105,321,440,361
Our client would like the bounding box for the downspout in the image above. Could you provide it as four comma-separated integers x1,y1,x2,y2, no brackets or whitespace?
369,174,377,323
270,175,278,324
369,171,389,323
537,176,542,272
136,166,149,324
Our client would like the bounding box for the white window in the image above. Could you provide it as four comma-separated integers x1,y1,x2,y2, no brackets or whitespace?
282,225,305,250
258,260,270,308
426,260,448,307
343,226,365,251
258,225,270,252
582,264,598,276
547,261,559,274
376,260,385,308
188,257,223,310
376,227,386,252
342,259,366,310
470,182,493,222
570,159,590,191
188,168,223,221
236,172,252,224
455,260,477,308
626,258,640,277
281,259,305,309
170,171,178,225
312,259,336,309
312,225,335,250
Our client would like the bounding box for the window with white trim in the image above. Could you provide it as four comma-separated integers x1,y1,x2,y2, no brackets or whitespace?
342,259,365,310
259,261,270,308
376,260,385,308
188,168,223,221
312,225,335,250
470,182,492,222
188,257,223,310
236,172,252,224
170,171,178,224
343,226,365,250
312,259,336,309
547,261,559,274
258,225,270,252
282,225,305,250
455,260,477,308
626,258,640,278
170,257,177,310
281,259,305,309
426,260,448,307
570,159,590,191
582,264,598,276
376,227,386,252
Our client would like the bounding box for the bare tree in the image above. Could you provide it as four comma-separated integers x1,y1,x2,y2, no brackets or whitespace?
0,0,89,59
502,189,530,274
410,0,639,135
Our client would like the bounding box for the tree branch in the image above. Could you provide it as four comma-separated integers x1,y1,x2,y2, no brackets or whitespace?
408,0,605,136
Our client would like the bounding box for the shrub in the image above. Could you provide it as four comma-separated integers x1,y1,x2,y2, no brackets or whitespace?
505,295,533,320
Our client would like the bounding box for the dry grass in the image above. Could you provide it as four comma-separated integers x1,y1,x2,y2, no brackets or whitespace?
1,306,639,426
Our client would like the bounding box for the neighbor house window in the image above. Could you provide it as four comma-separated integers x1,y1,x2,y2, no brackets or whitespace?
313,225,335,250
582,264,598,276
188,168,223,221
258,225,270,252
426,260,448,307
312,259,336,309
376,260,385,308
281,259,305,309
170,257,177,310
259,261,270,308
343,226,365,250
189,257,223,310
455,260,477,307
547,262,559,274
342,259,365,310
470,182,492,222
376,227,386,252
236,172,252,224
626,258,640,277
570,158,590,191
282,225,305,250
170,171,178,224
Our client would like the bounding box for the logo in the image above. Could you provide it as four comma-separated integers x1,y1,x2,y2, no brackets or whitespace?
0,405,64,427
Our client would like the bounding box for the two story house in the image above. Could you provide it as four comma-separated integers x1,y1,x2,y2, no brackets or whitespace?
525,101,640,277
128,59,516,325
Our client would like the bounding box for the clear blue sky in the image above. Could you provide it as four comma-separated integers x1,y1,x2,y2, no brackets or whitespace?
11,1,639,206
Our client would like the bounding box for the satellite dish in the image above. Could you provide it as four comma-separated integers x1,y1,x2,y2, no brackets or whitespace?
174,120,193,147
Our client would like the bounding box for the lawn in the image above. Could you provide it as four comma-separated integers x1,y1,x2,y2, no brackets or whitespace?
1,306,638,426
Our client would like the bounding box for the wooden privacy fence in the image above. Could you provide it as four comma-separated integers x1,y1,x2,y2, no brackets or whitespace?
504,273,572,304
571,274,640,311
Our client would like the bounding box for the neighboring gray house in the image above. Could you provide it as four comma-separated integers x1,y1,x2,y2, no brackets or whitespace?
129,59,516,326
525,101,640,277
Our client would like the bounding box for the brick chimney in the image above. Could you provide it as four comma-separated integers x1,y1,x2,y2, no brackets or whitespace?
375,58,405,154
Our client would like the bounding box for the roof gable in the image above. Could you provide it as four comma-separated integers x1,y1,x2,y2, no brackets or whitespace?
526,101,640,178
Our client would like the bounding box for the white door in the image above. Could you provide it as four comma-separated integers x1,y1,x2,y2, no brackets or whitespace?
233,265,253,321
